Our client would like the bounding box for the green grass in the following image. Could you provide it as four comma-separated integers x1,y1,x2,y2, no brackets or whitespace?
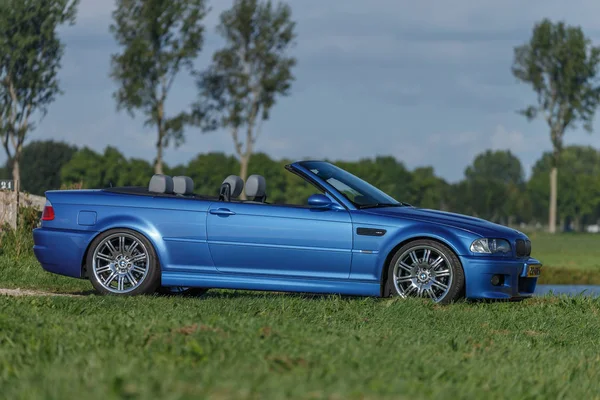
0,254,90,293
2,234,600,398
530,232,600,271
529,232,600,284
2,292,600,399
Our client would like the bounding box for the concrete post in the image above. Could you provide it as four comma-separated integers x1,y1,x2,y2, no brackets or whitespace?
0,191,18,229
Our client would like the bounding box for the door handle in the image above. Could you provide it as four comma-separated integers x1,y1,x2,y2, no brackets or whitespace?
209,208,236,216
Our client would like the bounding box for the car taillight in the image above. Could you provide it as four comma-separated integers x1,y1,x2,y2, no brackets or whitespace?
42,201,55,221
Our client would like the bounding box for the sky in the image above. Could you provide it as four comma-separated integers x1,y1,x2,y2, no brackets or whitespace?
4,0,600,182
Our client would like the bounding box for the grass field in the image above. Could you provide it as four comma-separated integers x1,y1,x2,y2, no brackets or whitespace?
2,291,600,399
1,233,600,399
529,232,600,284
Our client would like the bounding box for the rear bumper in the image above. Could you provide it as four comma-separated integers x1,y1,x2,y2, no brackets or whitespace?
460,255,541,300
33,228,96,278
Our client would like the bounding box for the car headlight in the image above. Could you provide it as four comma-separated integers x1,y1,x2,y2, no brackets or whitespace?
470,238,511,254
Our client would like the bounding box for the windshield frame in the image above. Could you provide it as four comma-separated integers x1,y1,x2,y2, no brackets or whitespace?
292,160,401,210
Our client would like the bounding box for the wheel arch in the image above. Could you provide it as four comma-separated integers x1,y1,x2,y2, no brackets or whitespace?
81,223,164,279
379,235,465,297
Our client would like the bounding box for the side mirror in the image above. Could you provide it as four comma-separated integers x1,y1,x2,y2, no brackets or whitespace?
308,194,341,210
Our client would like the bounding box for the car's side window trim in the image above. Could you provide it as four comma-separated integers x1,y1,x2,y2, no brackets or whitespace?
285,164,356,210
221,169,341,210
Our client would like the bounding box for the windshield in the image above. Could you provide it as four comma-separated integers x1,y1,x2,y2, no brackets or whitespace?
299,161,401,207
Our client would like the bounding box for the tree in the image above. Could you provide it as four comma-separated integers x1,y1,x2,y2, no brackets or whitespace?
528,146,600,230
512,19,600,233
3,140,77,195
110,0,208,174
446,181,471,217
463,150,525,224
178,152,240,196
195,0,296,196
61,146,153,188
0,161,7,180
244,152,286,202
409,167,449,210
0,0,78,194
336,156,413,204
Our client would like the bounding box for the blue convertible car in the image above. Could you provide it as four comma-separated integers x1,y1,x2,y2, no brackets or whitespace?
33,160,541,303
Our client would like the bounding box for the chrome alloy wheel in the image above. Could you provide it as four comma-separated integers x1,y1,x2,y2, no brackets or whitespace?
92,233,149,294
392,245,453,302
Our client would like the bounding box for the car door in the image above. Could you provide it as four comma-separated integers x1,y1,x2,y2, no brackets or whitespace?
206,201,353,279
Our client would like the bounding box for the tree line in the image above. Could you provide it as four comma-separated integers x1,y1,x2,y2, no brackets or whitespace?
4,139,600,231
1,0,295,200
1,1,600,232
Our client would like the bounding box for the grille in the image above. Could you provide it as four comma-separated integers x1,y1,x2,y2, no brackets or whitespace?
515,239,531,257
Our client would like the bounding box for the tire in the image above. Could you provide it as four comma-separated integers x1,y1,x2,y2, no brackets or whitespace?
86,228,161,296
383,239,465,304
156,287,209,297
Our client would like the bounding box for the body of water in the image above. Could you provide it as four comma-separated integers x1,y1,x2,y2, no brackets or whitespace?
536,284,600,297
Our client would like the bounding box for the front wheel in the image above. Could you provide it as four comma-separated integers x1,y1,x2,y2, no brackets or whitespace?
87,229,161,296
384,239,465,304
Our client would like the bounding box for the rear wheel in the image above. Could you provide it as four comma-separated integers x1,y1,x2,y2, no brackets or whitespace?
384,239,465,304
87,229,160,295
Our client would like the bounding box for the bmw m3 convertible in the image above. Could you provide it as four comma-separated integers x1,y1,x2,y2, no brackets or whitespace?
33,160,541,303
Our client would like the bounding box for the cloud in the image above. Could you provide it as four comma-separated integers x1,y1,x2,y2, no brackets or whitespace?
427,125,537,153
490,125,526,151
77,0,113,20
4,0,600,186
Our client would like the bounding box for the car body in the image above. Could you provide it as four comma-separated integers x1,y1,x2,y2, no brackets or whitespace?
33,160,541,302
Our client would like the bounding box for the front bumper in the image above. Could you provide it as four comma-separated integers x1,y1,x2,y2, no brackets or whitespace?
460,255,541,300
33,228,96,278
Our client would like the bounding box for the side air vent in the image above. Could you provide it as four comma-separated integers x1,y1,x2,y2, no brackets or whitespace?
356,227,387,237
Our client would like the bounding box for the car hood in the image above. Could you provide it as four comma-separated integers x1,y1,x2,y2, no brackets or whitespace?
362,206,524,238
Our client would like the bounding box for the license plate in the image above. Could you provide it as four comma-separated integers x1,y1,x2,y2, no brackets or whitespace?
527,264,542,277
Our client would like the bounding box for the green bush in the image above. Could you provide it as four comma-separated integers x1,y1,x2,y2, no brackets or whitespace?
0,206,39,258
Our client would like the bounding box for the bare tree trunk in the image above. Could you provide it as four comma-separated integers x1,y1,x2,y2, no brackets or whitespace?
154,114,164,175
236,117,256,200
12,157,20,191
549,167,557,234
239,154,250,200
574,215,581,232
155,135,163,175
154,100,165,175
12,156,20,227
